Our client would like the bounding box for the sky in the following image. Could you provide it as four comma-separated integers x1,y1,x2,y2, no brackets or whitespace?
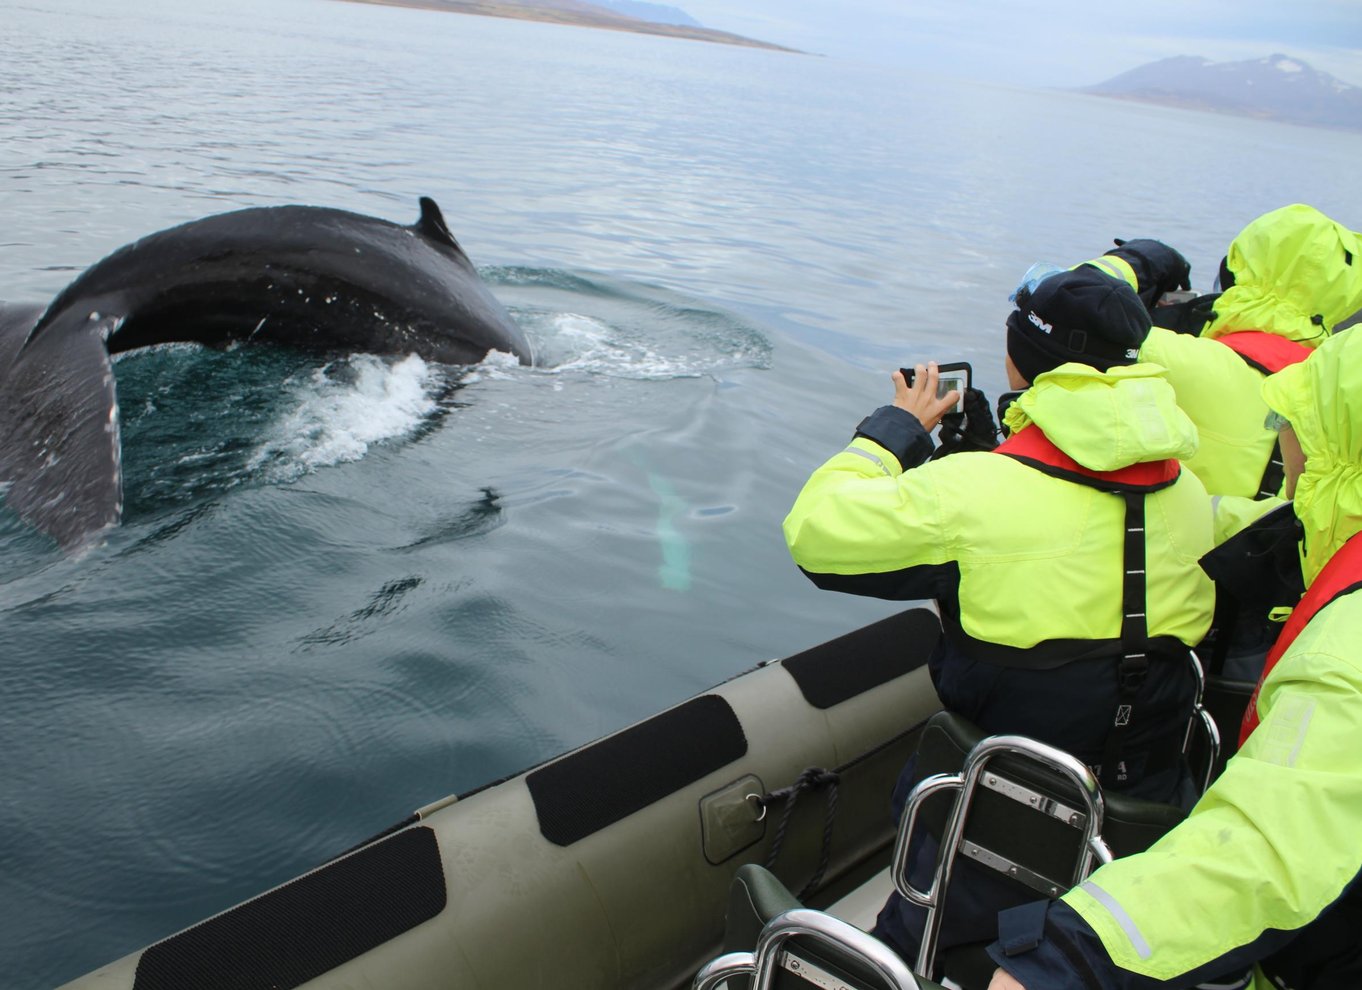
677,0,1362,89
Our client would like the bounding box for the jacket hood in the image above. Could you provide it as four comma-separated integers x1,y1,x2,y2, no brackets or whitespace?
1206,204,1362,347
1003,362,1199,472
1262,330,1362,584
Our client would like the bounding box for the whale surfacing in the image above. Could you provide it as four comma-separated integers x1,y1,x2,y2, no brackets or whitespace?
0,197,533,553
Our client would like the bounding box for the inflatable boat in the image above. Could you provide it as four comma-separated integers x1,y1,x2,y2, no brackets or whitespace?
59,607,1251,990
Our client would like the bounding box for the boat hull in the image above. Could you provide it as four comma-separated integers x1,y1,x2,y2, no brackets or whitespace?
62,608,945,990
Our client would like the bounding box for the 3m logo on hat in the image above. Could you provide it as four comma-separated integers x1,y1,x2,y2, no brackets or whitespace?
1027,310,1053,334
1125,348,1139,359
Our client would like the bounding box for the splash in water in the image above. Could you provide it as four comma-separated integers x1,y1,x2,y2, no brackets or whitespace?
248,354,441,481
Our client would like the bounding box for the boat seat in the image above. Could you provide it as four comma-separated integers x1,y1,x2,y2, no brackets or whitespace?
722,861,804,958
697,872,947,990
898,710,1189,989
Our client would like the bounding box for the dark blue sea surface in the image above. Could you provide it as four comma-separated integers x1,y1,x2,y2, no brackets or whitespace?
2,0,1361,984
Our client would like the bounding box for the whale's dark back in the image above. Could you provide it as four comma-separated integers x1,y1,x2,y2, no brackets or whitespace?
33,198,532,366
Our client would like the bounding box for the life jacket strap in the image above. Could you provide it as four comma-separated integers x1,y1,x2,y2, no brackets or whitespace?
1097,491,1152,789
995,429,1182,789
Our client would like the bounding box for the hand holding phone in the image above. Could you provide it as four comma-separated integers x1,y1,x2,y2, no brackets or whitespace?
901,361,971,416
893,361,970,434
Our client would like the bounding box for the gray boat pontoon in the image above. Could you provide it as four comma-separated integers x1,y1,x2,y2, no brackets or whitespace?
62,607,1247,990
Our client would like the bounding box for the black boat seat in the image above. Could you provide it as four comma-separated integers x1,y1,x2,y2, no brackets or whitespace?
722,861,804,958
899,710,1189,989
697,871,946,990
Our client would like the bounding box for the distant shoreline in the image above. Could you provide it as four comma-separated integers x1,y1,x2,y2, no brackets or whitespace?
333,0,807,53
1085,90,1362,134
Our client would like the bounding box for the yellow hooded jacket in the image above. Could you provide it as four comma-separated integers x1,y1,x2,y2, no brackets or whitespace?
1091,205,1362,499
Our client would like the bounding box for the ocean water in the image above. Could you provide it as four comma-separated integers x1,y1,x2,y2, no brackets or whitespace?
2,0,1360,984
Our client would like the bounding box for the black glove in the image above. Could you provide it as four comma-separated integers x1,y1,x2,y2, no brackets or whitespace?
1152,292,1220,337
1105,238,1192,313
932,387,999,458
995,390,1023,439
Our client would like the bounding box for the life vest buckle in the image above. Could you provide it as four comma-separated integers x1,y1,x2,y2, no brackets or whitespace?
1118,654,1149,693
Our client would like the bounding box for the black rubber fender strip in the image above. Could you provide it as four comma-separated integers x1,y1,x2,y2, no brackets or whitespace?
132,825,446,990
782,607,939,709
527,693,747,846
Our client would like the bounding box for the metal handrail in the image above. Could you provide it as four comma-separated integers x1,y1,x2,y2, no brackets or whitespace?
692,951,756,990
1182,649,1222,795
893,732,1108,978
891,772,960,909
692,908,925,990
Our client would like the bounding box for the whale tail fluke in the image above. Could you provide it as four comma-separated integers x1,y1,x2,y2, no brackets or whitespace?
0,311,123,553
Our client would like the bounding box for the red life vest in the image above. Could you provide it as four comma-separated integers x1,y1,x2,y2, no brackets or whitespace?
995,425,1180,491
1240,532,1362,744
1217,330,1313,376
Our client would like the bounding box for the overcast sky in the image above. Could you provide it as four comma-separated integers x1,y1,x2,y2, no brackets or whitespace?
678,0,1362,88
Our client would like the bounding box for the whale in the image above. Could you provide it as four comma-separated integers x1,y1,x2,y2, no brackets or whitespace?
0,197,533,554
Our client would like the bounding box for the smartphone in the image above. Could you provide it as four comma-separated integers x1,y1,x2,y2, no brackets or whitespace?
1156,289,1199,307
901,361,971,415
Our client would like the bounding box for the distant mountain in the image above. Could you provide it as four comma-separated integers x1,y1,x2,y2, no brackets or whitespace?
338,0,798,52
1084,54,1362,132
594,0,701,28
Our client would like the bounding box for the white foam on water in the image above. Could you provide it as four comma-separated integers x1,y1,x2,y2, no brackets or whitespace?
459,347,529,384
110,341,206,362
530,313,705,380
248,353,439,481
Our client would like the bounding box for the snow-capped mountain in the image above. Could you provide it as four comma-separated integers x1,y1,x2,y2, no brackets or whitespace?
1085,54,1362,131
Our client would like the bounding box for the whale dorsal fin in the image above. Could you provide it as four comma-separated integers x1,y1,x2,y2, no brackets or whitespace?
416,197,463,253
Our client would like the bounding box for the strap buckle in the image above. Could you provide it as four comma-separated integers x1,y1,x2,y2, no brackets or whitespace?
1118,654,1149,693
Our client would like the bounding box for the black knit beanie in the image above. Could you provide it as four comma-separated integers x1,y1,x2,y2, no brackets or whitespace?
1006,266,1152,383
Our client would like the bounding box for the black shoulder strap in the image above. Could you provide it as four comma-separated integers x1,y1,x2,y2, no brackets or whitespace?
1259,438,1285,499
1098,491,1152,789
